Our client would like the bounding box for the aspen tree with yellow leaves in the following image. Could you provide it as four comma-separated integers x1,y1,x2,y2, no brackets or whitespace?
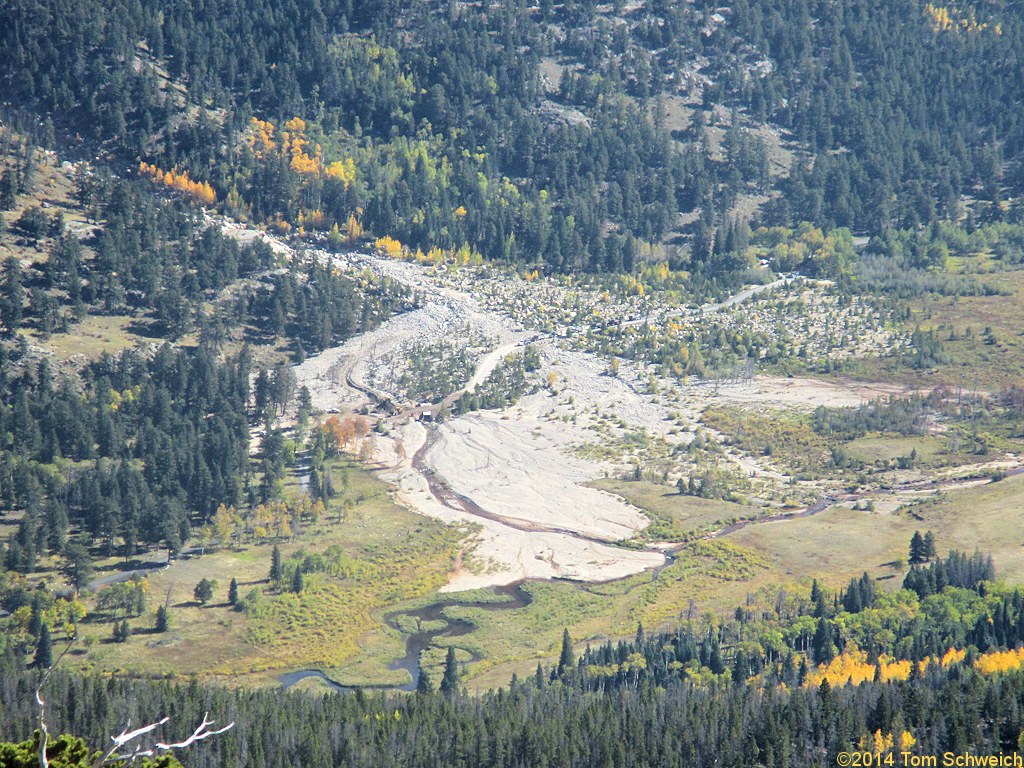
138,162,216,206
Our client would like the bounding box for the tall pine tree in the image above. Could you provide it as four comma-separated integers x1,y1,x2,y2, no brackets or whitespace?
440,647,460,696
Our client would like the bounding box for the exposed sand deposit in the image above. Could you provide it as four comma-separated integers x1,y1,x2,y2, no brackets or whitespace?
285,247,668,590
688,376,916,410
216,217,931,593
427,414,651,541
377,420,664,592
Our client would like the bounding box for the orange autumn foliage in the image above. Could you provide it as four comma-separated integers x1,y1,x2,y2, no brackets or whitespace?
246,117,358,186
321,414,369,452
138,162,216,206
248,118,278,158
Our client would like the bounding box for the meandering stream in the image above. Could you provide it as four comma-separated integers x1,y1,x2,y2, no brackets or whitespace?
279,583,531,693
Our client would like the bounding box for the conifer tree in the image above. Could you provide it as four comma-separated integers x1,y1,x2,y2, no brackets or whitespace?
193,578,216,605
0,172,16,210
155,605,169,633
558,629,574,676
910,531,925,564
416,668,434,695
440,647,460,696
112,620,131,643
60,542,93,593
811,581,827,622
923,531,937,561
269,545,282,584
1,256,23,333
33,624,53,669
28,596,42,639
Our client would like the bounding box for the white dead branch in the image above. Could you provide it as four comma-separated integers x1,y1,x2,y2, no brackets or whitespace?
33,635,234,768
90,713,234,766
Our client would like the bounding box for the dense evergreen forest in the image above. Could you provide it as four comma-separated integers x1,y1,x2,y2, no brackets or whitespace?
2,0,1022,275
0,166,410,581
0,161,410,348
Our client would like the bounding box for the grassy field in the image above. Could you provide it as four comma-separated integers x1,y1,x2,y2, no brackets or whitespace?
461,539,774,690
908,270,1024,388
68,459,463,686
844,435,946,465
0,150,84,264
58,421,1024,693
913,473,1024,578
589,478,756,539
32,314,151,360
55,465,776,692
846,267,1024,389
384,466,1024,692
730,472,1024,597
702,406,832,476
728,507,909,588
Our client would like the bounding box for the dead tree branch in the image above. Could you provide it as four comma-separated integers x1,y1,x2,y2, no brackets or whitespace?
33,633,233,768
35,637,77,768
89,713,234,767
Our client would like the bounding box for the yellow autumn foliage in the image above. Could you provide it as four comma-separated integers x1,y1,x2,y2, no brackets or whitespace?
296,209,328,230
370,236,483,267
855,730,915,757
345,212,363,241
290,152,321,175
375,235,404,258
925,3,999,34
975,647,1024,675
247,117,359,187
138,162,216,206
941,647,966,667
326,158,358,187
805,644,1024,689
805,648,912,687
454,242,473,265
873,730,894,755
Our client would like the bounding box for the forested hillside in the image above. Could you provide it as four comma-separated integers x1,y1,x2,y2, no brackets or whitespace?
3,0,1023,275
0,157,411,583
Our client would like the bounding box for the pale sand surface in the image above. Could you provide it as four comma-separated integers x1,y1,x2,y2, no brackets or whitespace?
427,414,651,541
379,421,664,592
216,217,920,592
690,376,917,410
